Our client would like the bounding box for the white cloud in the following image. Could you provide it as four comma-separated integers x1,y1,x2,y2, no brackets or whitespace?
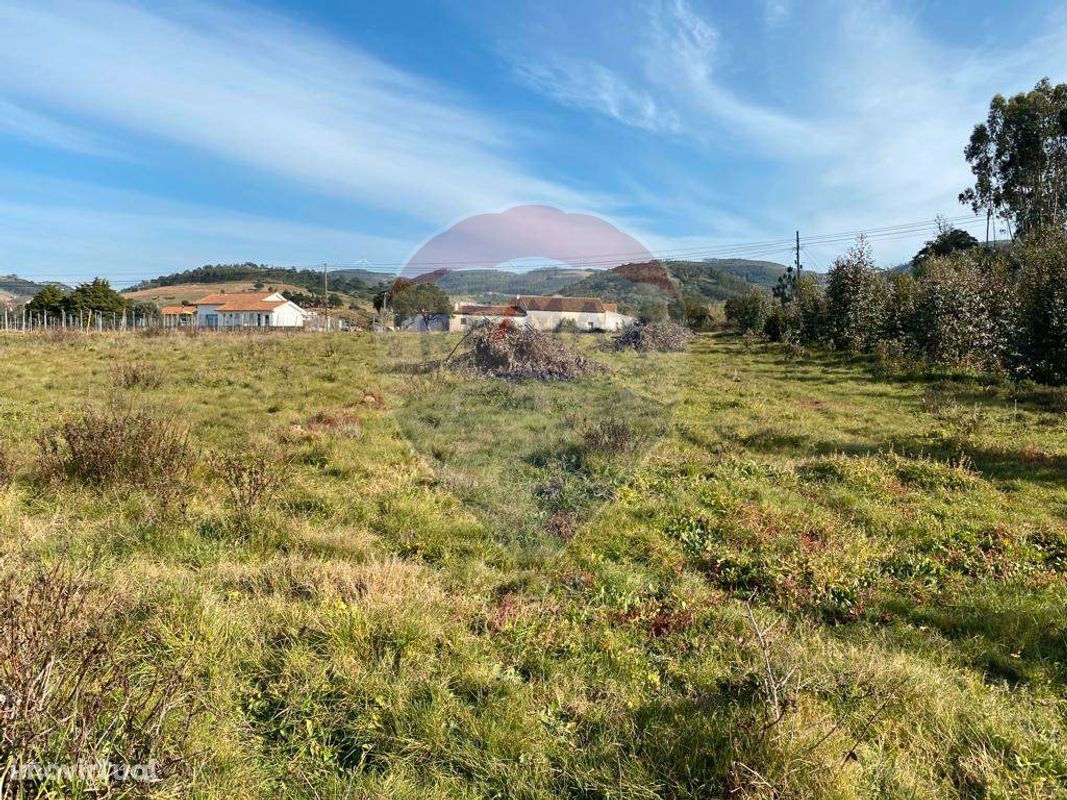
0,0,604,225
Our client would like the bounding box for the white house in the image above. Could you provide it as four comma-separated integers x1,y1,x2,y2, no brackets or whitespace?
514,295,632,331
448,296,633,332
192,291,309,329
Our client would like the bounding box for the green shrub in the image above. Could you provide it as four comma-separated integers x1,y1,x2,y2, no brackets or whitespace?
825,236,888,351
724,290,771,335
1013,232,1067,383
913,252,1012,370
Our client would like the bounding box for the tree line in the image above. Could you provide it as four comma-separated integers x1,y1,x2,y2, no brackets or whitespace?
26,278,159,320
726,78,1067,385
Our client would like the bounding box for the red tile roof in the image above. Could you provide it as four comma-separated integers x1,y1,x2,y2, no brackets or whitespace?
455,304,526,316
215,300,288,312
193,291,280,307
160,305,195,315
516,295,606,313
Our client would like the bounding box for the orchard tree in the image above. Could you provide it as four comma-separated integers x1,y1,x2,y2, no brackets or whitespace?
960,78,1067,237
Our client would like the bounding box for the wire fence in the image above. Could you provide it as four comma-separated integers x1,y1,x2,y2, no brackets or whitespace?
0,308,344,333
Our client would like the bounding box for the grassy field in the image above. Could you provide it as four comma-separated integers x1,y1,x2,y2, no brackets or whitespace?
0,330,1064,798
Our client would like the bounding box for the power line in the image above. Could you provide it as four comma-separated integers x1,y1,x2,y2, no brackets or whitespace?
39,212,987,286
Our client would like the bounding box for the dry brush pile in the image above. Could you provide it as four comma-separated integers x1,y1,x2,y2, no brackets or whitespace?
612,321,694,352
454,322,607,381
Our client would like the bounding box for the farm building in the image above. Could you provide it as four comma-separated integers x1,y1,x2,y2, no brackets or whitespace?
449,296,633,332
191,291,309,329
160,304,196,327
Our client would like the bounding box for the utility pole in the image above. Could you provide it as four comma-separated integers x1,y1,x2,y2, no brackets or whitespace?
323,262,329,332
795,230,802,277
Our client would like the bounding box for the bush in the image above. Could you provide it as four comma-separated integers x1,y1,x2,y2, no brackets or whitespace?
724,290,771,335
0,565,192,790
1013,232,1067,383
825,236,888,351
912,253,1012,371
36,402,192,506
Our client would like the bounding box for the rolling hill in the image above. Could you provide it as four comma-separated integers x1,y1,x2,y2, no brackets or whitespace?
560,258,786,312
331,266,596,297
0,275,74,304
339,259,786,310
126,263,376,302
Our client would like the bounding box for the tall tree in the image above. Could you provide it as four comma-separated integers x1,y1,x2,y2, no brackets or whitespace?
390,282,451,327
960,78,1067,238
911,219,979,275
64,278,128,316
26,284,67,316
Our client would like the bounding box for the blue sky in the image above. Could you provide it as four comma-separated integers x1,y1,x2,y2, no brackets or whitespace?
1,0,1065,285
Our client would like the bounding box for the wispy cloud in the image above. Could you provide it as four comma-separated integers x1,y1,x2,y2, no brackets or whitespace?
0,99,119,158
496,0,1067,261
0,0,603,225
762,0,792,27
514,57,679,133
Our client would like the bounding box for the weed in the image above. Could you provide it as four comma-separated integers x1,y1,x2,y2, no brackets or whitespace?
110,361,166,390
218,451,289,515
0,443,12,487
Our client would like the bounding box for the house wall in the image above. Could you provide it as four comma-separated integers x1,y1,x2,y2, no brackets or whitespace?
524,310,606,331
196,305,222,328
449,314,524,332
602,312,635,331
195,301,306,328
269,303,307,327
399,314,450,332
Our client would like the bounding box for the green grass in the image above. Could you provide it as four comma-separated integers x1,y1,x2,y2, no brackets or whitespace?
0,330,1064,798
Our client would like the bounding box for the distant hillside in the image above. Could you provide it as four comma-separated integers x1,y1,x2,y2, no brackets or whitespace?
351,261,783,307
0,275,74,303
437,267,593,297
335,266,598,299
330,269,395,287
127,263,375,301
560,258,786,312
704,258,788,290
